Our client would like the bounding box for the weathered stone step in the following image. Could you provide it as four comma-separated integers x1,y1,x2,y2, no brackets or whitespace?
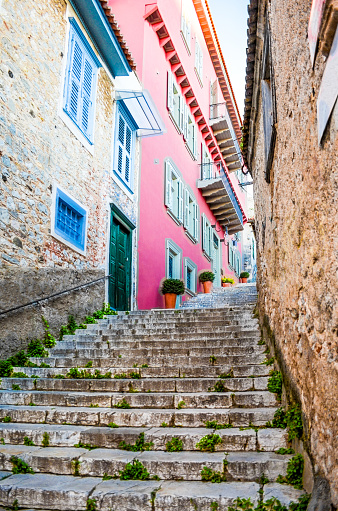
0,390,278,409
72,330,260,342
0,423,288,452
0,445,292,481
0,472,305,511
1,376,269,393
0,405,278,427
12,364,271,379
31,353,266,368
50,345,265,358
80,325,260,338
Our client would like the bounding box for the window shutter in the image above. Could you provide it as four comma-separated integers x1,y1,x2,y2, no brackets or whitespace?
167,72,174,113
202,215,206,252
178,180,184,223
194,203,199,242
184,188,189,229
66,38,83,122
81,57,94,137
164,161,173,209
183,103,188,140
179,94,184,131
193,124,197,158
186,21,191,50
199,46,203,80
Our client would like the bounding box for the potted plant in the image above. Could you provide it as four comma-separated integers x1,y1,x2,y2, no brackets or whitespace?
221,277,234,287
199,271,215,294
240,271,250,283
161,278,185,309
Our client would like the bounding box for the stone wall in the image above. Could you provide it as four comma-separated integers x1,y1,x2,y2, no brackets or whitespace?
246,0,338,506
0,0,139,354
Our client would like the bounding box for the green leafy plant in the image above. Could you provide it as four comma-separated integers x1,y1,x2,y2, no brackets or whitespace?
0,438,5,445
118,459,151,480
114,398,131,409
12,384,21,390
141,364,148,368
12,372,28,378
53,374,65,379
286,405,303,441
85,361,93,368
161,422,169,427
27,339,48,358
12,499,19,511
219,369,234,378
39,363,50,368
258,338,265,345
165,437,183,452
201,466,226,483
289,494,311,511
199,271,215,282
161,278,185,295
74,442,98,450
210,380,227,392
267,371,283,400
41,316,56,348
1,416,11,423
130,372,141,379
177,400,186,409
86,498,97,511
42,432,50,448
276,454,304,489
89,404,99,408
196,434,222,452
71,459,81,476
10,456,34,474
23,436,35,446
210,355,217,365
221,277,235,284
262,356,275,366
102,472,113,480
0,361,13,377
108,422,119,428
119,433,153,452
211,503,219,511
275,447,295,455
266,407,287,429
7,350,28,367
205,420,232,429
114,373,128,379
28,402,36,406
240,271,250,278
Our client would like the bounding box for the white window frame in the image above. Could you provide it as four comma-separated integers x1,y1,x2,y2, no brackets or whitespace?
164,159,184,225
181,0,191,52
167,72,184,132
184,187,199,243
195,39,203,85
185,110,197,159
202,213,212,260
165,239,183,280
184,257,198,295
211,231,222,287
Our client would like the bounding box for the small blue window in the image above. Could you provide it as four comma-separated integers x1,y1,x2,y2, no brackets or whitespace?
113,104,136,192
63,18,101,143
54,188,87,252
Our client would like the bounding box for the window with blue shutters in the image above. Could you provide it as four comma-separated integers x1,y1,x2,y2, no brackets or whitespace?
184,257,197,295
63,18,100,144
113,104,137,192
53,186,87,253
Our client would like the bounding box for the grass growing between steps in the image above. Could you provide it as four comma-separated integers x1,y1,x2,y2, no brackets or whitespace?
265,406,303,441
276,454,304,489
205,420,233,429
59,304,118,339
118,459,160,481
10,456,34,474
196,434,222,452
226,494,311,511
267,371,283,400
119,432,153,452
165,437,183,452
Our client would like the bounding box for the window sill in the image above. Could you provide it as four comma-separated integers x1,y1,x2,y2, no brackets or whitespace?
194,68,203,88
203,250,212,262
185,143,197,161
112,170,135,199
184,230,198,244
59,109,94,156
168,111,183,136
180,31,191,55
185,288,197,298
166,208,182,226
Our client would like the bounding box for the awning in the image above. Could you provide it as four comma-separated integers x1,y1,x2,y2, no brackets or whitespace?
116,89,166,137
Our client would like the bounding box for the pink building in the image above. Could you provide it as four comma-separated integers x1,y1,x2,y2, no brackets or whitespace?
110,0,248,309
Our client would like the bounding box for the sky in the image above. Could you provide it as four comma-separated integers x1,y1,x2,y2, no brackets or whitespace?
207,0,249,119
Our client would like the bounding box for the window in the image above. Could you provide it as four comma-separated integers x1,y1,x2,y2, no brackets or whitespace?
235,251,241,276
195,39,203,83
261,21,277,183
165,160,184,223
181,0,191,51
202,214,212,258
167,73,184,131
201,144,213,179
212,232,222,287
210,79,218,119
184,257,197,294
185,111,197,158
184,188,199,242
165,239,182,279
63,18,100,144
113,104,137,191
52,186,87,254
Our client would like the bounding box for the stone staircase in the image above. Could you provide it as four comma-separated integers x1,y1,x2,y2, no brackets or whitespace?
0,289,305,510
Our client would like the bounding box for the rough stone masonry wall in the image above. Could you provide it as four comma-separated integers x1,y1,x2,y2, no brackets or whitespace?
0,0,139,356
250,0,338,506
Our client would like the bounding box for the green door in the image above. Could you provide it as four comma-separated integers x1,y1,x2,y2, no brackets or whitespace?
109,211,132,311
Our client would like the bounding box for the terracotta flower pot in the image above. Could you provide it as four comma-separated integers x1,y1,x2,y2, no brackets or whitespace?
203,281,213,293
222,282,231,287
241,277,248,283
164,293,177,309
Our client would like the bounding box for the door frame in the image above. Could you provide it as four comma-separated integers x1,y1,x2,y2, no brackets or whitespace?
108,204,135,311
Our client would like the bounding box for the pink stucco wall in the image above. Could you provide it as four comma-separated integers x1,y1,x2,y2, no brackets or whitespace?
111,0,247,309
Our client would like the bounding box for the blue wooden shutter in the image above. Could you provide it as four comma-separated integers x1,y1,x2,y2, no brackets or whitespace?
115,108,134,188
81,58,94,136
67,39,83,122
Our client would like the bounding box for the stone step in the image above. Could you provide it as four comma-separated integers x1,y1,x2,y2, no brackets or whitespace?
0,423,288,452
0,405,278,427
1,376,269,393
12,364,271,379
0,445,292,481
50,345,265,358
77,330,260,341
0,473,305,511
78,325,260,337
31,353,266,368
0,390,278,409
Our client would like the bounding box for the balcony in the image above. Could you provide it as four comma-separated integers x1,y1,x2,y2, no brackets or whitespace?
197,164,244,234
210,102,241,172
